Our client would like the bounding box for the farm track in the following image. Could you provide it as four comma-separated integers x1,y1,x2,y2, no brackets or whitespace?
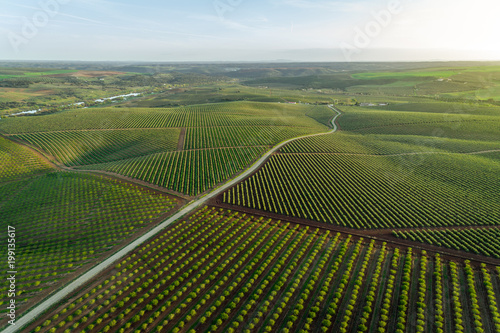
2,105,343,333
277,149,500,157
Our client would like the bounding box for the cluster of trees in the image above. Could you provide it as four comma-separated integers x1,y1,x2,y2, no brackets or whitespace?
199,224,290,332
415,252,428,332
394,249,412,333
229,225,306,333
32,207,222,332
105,211,266,332
241,229,322,332
295,233,342,332
29,209,500,333
322,239,364,330
277,231,331,332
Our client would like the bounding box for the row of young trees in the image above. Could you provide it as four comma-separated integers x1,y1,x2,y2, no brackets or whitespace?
356,243,387,332
481,263,500,333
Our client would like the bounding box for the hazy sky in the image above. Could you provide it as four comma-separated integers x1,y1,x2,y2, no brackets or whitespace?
1,0,499,62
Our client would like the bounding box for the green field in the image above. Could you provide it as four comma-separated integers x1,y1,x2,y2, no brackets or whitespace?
0,69,77,81
80,147,268,196
0,172,179,315
223,100,499,230
0,102,327,134
282,132,500,155
224,153,499,228
394,228,500,258
2,102,330,196
14,128,181,166
351,70,460,80
2,63,500,332
25,208,500,333
0,136,51,181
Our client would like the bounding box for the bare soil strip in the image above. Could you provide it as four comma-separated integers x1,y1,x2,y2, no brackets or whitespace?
177,127,186,150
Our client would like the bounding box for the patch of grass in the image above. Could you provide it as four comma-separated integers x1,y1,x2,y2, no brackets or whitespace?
352,70,459,80
0,136,52,182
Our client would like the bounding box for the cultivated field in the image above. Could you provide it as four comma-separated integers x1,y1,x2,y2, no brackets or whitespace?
1,63,500,332
221,98,500,265
0,172,180,317
25,208,500,333
1,102,330,196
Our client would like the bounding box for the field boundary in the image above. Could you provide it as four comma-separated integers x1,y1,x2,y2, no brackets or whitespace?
1,125,322,136
277,149,500,156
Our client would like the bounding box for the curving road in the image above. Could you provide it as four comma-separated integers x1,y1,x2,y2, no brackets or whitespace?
3,105,341,333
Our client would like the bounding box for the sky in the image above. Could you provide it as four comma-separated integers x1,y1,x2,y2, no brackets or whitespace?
1,0,500,62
